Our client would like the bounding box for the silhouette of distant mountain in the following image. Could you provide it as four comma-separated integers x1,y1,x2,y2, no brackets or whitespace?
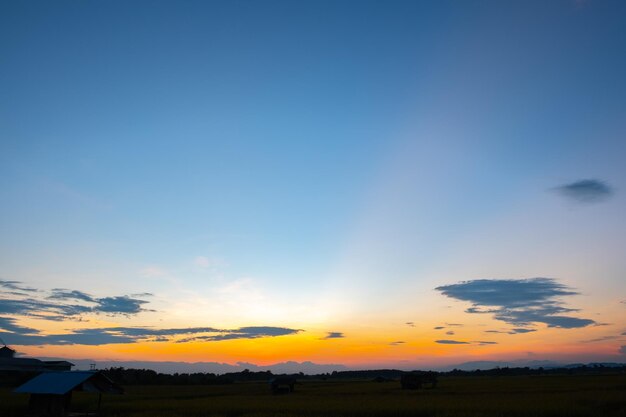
36,357,347,375
33,357,626,375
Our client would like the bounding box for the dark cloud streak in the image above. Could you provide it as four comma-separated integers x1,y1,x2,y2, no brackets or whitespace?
554,179,613,203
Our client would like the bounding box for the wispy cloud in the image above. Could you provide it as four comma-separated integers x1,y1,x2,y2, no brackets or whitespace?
0,316,40,334
0,280,38,293
389,341,405,346
405,322,415,327
177,327,302,343
49,289,94,302
554,179,613,203
321,332,344,340
583,335,622,343
435,339,496,346
436,278,594,329
435,339,469,345
433,326,445,330
0,325,303,346
485,328,537,335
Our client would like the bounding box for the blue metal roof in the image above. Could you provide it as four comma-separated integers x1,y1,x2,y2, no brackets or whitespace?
14,371,105,395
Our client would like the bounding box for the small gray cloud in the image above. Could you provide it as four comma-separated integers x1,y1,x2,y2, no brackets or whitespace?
446,323,464,327
49,289,95,302
474,341,498,345
436,278,594,329
405,322,415,327
510,328,537,334
321,332,344,340
94,296,150,314
554,179,613,203
434,326,445,330
583,335,621,343
435,339,469,345
446,331,455,335
177,327,302,343
0,280,38,293
486,328,537,335
389,341,405,346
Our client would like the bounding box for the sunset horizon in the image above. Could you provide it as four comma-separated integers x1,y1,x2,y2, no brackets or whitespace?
2,0,625,377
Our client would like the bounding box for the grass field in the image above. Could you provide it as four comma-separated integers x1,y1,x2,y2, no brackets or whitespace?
2,374,625,417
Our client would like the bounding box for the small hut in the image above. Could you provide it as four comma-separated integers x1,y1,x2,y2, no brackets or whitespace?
14,371,123,417
269,376,296,394
0,344,16,358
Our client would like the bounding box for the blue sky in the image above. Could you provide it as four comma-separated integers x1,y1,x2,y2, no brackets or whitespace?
1,1,625,366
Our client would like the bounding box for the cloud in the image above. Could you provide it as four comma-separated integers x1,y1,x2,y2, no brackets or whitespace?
436,278,594,329
485,328,537,335
474,341,498,345
0,281,303,347
446,331,455,335
583,335,621,343
0,298,92,318
389,341,405,346
95,296,150,314
0,280,38,293
433,326,445,330
1,283,152,319
554,179,613,203
321,332,344,339
435,339,469,345
0,317,40,334
446,323,464,327
177,327,302,343
620,346,626,355
49,289,95,302
510,328,537,334
0,325,303,346
405,322,415,327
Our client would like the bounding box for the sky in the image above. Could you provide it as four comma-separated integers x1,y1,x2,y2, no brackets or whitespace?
1,0,625,372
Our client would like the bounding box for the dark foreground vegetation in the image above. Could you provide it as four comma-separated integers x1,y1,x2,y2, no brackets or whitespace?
98,363,626,385
2,371,625,417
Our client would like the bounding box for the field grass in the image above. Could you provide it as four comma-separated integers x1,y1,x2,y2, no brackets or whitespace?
2,374,625,417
